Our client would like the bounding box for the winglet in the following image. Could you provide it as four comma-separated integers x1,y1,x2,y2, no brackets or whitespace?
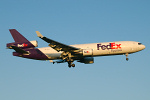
36,31,44,38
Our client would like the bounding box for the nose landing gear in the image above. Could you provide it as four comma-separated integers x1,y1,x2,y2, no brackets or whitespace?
125,53,129,61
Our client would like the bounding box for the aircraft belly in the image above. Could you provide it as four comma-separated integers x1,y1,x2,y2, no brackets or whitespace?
45,53,62,59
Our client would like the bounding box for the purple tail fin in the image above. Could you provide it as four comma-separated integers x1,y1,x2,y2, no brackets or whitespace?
7,29,36,49
9,29,29,42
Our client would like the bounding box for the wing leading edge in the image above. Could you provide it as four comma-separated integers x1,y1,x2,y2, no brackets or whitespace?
36,31,80,52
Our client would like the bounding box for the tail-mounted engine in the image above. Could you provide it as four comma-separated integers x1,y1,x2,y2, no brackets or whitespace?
7,40,38,49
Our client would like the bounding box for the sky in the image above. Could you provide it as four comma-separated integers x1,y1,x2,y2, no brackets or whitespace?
0,0,150,100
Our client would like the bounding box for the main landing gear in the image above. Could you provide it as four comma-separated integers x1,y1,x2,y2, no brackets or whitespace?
125,53,129,61
65,53,76,68
68,61,75,68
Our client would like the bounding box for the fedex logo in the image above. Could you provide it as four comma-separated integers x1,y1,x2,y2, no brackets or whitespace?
18,43,28,47
84,51,89,53
97,43,121,50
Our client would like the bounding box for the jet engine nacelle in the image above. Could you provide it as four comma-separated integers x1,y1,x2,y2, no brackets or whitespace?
30,40,38,47
78,57,94,64
7,40,38,49
82,49,93,56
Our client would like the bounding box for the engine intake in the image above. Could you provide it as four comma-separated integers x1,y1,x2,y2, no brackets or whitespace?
30,40,38,47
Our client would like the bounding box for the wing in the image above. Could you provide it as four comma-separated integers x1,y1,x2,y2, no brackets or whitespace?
36,31,80,52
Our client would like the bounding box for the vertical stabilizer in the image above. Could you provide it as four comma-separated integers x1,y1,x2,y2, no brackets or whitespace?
9,29,29,42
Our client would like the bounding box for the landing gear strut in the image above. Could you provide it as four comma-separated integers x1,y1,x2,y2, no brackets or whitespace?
125,53,129,61
66,53,75,68
68,61,75,68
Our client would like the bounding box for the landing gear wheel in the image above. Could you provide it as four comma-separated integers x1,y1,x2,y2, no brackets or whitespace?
68,64,72,68
72,64,75,67
68,62,72,68
126,58,129,61
68,62,75,68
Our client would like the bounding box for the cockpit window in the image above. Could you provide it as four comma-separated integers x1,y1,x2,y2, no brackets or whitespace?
138,43,142,45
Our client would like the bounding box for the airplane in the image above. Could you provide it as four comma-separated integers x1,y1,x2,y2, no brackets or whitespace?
7,29,146,68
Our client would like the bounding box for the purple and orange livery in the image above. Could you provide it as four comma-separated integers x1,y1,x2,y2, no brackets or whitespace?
7,29,48,60
97,43,121,50
7,29,145,67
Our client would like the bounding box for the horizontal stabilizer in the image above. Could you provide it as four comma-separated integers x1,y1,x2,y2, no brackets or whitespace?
11,46,29,54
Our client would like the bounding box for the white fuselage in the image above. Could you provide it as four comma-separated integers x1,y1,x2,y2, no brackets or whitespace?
38,41,145,60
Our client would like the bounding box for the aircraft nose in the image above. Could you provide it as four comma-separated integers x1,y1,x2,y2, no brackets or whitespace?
142,45,146,50
140,45,146,51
